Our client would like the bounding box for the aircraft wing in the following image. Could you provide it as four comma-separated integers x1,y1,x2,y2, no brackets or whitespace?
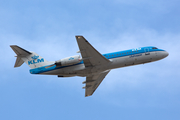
76,36,110,67
83,70,110,97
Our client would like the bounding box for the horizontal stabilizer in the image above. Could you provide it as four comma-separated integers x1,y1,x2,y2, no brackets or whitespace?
14,57,24,67
10,45,31,56
10,45,32,68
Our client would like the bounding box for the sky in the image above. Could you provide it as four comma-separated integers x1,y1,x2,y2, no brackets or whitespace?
0,0,180,120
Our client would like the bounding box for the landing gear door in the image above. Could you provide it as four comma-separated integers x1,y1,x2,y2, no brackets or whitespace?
145,48,150,55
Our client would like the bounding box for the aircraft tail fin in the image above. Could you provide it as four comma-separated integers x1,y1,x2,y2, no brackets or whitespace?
10,45,54,69
10,45,32,68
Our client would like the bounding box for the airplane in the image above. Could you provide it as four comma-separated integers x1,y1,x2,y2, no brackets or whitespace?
10,36,169,97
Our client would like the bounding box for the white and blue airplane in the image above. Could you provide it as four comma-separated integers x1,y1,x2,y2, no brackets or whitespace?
10,36,169,97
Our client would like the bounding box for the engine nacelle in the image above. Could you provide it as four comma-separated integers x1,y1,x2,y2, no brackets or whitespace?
55,55,81,66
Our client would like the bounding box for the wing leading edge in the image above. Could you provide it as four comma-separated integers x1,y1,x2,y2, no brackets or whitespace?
76,36,110,67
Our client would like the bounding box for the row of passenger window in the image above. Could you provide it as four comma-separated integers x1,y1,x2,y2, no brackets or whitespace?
107,50,138,57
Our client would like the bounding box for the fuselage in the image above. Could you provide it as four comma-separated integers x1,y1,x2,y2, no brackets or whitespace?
29,46,168,77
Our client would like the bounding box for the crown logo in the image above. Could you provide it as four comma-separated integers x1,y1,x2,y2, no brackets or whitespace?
69,57,74,60
31,55,39,60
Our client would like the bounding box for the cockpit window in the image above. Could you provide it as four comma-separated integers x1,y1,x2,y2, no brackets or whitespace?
152,47,158,49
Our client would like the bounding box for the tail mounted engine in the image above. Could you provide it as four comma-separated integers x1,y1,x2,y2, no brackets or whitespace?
55,55,81,67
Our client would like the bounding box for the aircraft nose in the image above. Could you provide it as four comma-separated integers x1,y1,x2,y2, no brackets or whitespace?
162,51,169,58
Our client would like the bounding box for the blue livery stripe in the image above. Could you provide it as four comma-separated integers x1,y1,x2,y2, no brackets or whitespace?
30,46,164,74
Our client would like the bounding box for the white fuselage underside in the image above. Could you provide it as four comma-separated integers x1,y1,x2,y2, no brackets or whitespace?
40,51,167,77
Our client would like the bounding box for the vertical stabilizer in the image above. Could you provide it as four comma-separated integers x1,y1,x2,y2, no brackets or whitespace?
10,45,32,68
10,45,54,69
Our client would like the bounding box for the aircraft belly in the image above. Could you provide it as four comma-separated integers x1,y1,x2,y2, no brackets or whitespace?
115,56,134,67
108,52,157,70
40,52,158,76
108,57,126,69
39,64,85,76
134,52,156,64
124,56,134,66
62,64,85,74
59,64,91,77
40,68,64,75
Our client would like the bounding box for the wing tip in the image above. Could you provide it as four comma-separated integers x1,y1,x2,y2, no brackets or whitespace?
10,45,17,47
85,94,92,97
75,35,84,40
